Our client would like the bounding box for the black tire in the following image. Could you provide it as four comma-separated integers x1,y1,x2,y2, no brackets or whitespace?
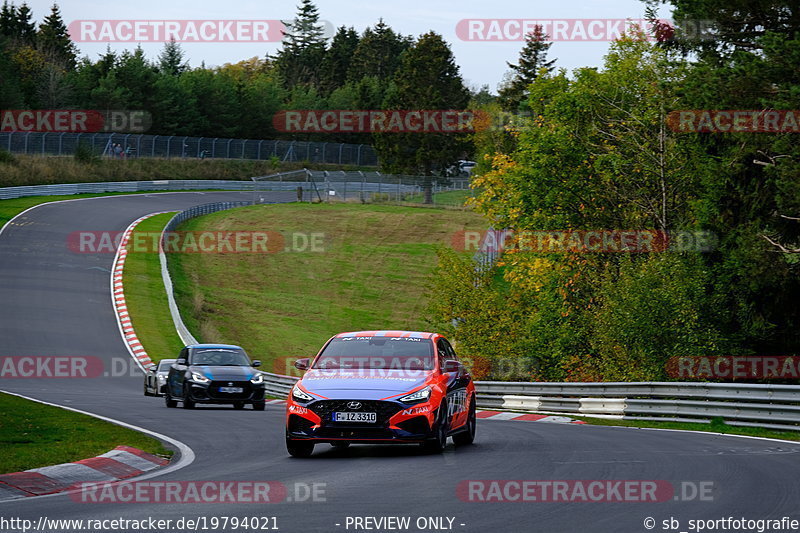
144,383,151,396
182,389,195,409
233,402,245,410
452,396,477,446
422,402,449,453
286,437,314,458
164,391,177,408
330,441,350,449
252,401,266,411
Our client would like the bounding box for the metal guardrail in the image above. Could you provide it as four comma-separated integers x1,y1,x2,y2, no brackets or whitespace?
255,372,800,432
160,200,258,346
0,132,378,166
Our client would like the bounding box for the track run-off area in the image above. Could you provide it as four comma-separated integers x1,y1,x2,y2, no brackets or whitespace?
1,192,799,533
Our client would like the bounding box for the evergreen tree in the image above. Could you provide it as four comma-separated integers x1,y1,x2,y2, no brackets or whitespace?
498,26,555,111
0,1,16,38
15,2,35,45
319,26,358,94
0,36,24,106
36,3,76,68
158,38,189,76
347,19,412,82
273,0,327,88
375,32,470,202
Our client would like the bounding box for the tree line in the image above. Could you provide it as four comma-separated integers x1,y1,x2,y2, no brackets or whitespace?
0,0,495,176
430,0,800,381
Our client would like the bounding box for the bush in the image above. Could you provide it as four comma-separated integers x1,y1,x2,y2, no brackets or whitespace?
73,142,99,164
0,149,17,165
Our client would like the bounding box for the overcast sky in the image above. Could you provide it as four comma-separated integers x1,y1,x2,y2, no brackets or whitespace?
26,0,673,91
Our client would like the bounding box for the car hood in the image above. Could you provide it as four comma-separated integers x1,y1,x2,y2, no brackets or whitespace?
189,365,256,380
300,369,430,400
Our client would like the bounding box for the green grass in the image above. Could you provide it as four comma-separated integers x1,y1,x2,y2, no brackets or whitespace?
0,392,172,474
123,213,185,363
401,189,473,207
168,203,486,373
571,415,800,441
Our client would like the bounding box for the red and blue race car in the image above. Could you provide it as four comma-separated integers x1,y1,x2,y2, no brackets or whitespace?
285,331,477,457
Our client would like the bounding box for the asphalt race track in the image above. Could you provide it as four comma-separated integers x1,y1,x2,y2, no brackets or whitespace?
1,192,799,533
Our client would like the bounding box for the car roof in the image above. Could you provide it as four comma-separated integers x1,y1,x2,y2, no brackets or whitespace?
187,343,245,350
334,331,436,339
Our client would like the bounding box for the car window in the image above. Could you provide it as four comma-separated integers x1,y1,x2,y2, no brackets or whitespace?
190,349,250,366
157,360,173,371
314,337,434,370
442,339,457,361
436,339,449,371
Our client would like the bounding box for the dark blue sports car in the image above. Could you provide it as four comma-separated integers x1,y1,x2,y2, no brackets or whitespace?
164,344,266,410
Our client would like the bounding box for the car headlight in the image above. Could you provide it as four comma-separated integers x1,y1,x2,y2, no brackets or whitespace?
190,371,210,383
398,386,431,403
157,375,166,382
292,384,313,402
250,373,264,385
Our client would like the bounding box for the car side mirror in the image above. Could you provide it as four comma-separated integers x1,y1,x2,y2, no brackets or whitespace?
443,360,463,374
252,360,261,367
176,358,187,365
147,363,157,371
294,358,310,371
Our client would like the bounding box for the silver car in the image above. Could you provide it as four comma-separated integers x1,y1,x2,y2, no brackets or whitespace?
144,359,176,397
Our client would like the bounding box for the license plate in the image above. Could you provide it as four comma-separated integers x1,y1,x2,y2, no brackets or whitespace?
218,386,243,393
333,411,376,423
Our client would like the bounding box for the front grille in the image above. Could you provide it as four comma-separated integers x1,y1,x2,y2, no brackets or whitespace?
314,427,395,440
208,381,252,400
309,400,402,425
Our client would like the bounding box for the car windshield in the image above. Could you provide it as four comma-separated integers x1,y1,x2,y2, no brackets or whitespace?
157,360,173,371
190,349,250,366
313,337,434,370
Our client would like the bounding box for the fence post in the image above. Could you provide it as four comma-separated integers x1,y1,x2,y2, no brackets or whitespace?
58,132,64,155
227,139,232,159
241,139,246,159
357,144,362,166
257,140,262,160
212,138,217,158
137,134,142,158
338,143,343,165
24,131,31,154
152,135,158,157
166,135,174,159
41,133,47,155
